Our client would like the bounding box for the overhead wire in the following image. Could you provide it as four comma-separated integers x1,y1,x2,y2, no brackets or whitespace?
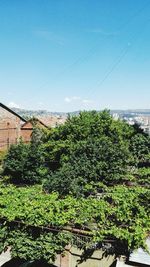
84,7,150,101
88,45,130,93
35,0,150,94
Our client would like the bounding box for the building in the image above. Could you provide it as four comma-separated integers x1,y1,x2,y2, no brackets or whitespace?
0,103,26,150
0,245,115,267
116,238,150,267
0,103,48,150
21,118,48,144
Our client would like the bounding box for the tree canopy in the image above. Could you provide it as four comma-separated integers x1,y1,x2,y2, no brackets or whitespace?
1,110,150,263
42,110,150,196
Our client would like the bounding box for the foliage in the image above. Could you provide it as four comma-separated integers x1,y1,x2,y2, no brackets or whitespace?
134,167,150,186
2,110,150,194
0,150,7,176
44,136,130,196
43,111,150,195
130,133,150,167
3,141,29,184
0,150,7,163
3,128,48,185
1,110,150,262
22,129,47,185
0,184,149,261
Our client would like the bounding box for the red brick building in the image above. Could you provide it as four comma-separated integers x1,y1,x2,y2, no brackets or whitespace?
21,118,48,143
0,103,48,150
0,103,26,150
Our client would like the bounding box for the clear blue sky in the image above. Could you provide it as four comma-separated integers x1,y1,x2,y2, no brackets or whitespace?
0,0,150,112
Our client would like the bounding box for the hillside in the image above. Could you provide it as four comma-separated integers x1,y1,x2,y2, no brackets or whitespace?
12,107,150,119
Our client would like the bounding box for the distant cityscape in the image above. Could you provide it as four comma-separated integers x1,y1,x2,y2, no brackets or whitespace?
111,110,150,135
12,107,150,134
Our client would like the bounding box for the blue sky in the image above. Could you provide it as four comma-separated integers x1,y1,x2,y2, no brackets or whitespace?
0,0,150,112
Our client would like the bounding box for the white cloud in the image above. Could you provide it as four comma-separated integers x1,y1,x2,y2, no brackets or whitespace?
82,99,93,104
64,96,81,103
72,96,81,100
64,96,94,107
64,97,72,103
8,102,20,108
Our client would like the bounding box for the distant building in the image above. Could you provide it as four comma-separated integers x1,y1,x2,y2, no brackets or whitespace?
112,112,150,135
37,115,67,128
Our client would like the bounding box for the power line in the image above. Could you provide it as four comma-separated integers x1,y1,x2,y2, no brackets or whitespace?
85,16,150,101
35,0,150,93
89,45,130,93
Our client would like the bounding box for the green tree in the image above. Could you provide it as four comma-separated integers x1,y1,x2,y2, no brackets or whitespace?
3,141,29,184
43,110,150,196
130,133,150,167
3,127,48,185
22,127,48,185
44,136,131,196
1,111,150,263
3,110,150,192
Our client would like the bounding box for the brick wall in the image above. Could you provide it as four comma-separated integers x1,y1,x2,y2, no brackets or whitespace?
21,120,45,143
21,121,33,143
21,128,32,143
0,106,22,150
